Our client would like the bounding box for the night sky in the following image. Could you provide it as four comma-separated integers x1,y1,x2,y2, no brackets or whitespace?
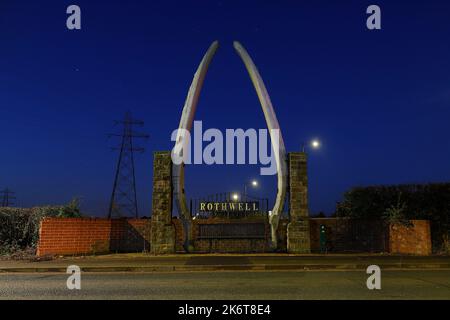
1,0,450,217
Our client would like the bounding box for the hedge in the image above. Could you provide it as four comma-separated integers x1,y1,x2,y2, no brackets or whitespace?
0,199,82,255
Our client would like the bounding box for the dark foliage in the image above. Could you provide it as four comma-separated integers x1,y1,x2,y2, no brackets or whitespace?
0,199,82,256
336,183,450,253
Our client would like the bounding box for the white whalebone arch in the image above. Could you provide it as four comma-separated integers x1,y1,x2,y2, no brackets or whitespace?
172,41,287,249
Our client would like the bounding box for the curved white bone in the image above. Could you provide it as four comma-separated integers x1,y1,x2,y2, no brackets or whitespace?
172,41,219,248
233,41,287,248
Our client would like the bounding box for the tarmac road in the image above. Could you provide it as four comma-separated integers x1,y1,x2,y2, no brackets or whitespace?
1,270,450,300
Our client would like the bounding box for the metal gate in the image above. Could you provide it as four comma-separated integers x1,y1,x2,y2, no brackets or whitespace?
333,219,387,252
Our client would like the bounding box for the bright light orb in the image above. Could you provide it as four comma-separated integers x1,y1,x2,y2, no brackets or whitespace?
311,139,321,149
232,193,239,201
251,180,258,187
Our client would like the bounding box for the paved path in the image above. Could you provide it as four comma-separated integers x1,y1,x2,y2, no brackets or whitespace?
1,270,449,299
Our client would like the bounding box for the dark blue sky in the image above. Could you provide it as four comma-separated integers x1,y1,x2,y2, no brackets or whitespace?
1,0,450,216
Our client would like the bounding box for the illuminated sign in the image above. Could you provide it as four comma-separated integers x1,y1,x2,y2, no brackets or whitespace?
199,201,259,213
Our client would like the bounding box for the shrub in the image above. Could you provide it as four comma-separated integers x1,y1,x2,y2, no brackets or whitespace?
0,199,82,256
382,194,412,227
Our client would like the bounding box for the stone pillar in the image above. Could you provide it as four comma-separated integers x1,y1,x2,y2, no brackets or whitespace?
150,151,175,254
287,152,311,253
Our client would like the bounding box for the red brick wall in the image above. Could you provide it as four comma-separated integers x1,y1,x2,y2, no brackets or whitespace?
37,218,151,256
110,219,151,253
37,217,432,256
389,220,432,255
37,218,110,256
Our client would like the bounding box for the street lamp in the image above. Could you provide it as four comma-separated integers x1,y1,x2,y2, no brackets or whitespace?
244,179,259,202
311,139,320,149
302,139,321,152
232,193,239,201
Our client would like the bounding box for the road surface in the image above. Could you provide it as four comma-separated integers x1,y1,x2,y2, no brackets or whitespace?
1,270,449,299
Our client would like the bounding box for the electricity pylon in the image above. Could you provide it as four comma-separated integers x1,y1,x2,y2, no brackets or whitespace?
108,112,148,218
0,188,16,207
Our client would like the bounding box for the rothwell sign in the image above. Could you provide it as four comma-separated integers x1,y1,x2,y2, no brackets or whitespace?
199,201,259,213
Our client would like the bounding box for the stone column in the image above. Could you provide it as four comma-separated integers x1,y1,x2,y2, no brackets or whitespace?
150,151,175,254
287,152,311,253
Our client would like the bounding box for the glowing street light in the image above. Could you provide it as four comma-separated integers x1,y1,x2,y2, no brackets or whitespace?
244,179,259,202
311,139,320,149
302,139,321,152
232,193,239,201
